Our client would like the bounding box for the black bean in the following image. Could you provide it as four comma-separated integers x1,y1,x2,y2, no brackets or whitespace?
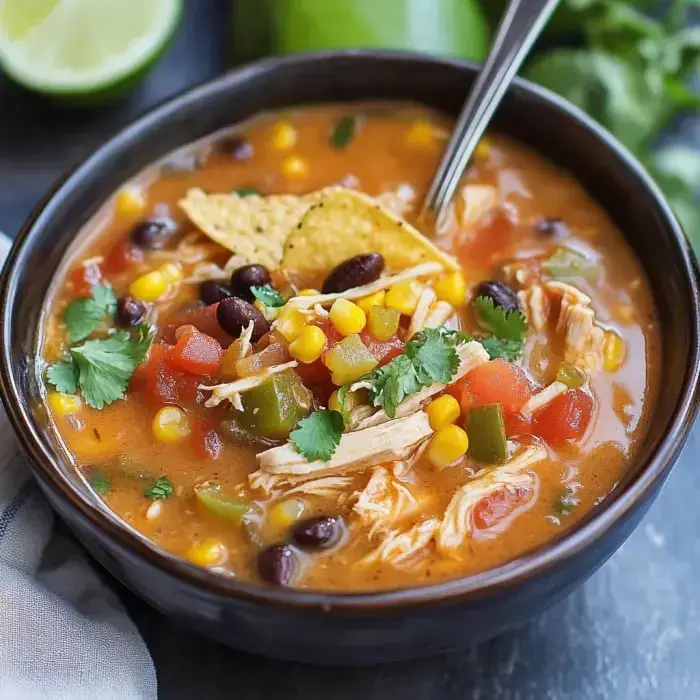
216,296,269,341
535,218,569,237
322,253,385,294
230,264,272,301
115,296,146,327
130,219,173,250
257,543,297,586
475,280,520,313
292,516,342,550
200,280,233,305
218,136,254,161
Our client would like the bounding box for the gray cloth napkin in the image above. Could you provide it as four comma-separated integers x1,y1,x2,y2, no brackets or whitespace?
0,233,157,700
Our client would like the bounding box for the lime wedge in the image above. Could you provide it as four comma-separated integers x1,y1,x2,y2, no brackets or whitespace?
0,0,182,96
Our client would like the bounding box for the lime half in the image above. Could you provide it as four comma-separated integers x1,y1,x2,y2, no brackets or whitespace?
0,0,182,96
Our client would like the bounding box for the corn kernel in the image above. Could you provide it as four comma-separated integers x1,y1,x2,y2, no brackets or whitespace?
186,538,228,568
426,395,461,431
474,137,491,160
433,272,467,307
405,119,437,148
129,270,168,302
270,120,297,150
48,392,82,416
356,290,386,314
268,498,305,528
603,332,626,373
152,406,190,443
385,280,423,316
329,298,366,336
289,325,327,364
426,425,469,470
114,186,146,218
298,288,320,297
280,155,309,178
275,306,307,341
158,262,183,284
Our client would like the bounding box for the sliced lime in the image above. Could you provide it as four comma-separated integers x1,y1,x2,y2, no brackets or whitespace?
0,0,181,96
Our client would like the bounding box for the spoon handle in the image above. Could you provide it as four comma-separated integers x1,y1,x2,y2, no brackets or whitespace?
423,0,561,219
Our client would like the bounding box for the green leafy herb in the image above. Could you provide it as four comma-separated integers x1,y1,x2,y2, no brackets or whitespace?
46,362,79,394
251,284,285,307
335,384,351,423
63,284,117,342
144,476,174,500
88,470,111,494
364,327,466,418
290,410,344,461
46,326,154,410
473,296,528,341
542,247,596,280
330,115,359,149
553,488,578,516
236,186,261,197
478,336,527,362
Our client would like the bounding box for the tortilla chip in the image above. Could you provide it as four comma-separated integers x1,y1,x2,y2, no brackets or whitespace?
281,188,459,272
178,188,322,269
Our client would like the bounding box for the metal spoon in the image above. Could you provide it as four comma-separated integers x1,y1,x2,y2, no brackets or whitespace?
423,0,561,220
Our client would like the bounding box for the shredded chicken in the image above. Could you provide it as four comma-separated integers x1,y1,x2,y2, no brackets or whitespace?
423,300,456,330
521,380,568,416
361,517,440,568
375,183,416,217
283,476,354,500
353,342,489,431
407,287,438,338
285,262,444,309
460,184,498,229
257,411,433,477
437,445,547,556
185,253,248,283
152,232,223,265
519,281,606,373
353,467,422,536
198,361,298,409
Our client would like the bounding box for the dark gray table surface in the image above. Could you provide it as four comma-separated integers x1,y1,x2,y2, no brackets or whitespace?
2,2,699,698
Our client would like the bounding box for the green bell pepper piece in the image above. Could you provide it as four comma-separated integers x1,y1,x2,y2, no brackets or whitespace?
195,482,250,522
237,369,312,440
466,403,507,463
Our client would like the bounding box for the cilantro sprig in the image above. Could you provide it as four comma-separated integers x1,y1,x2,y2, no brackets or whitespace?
472,296,528,362
144,476,174,500
47,324,154,409
290,410,344,462
251,284,285,308
63,284,117,342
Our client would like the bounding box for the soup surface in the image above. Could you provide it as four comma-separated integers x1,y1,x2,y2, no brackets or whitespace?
40,103,659,591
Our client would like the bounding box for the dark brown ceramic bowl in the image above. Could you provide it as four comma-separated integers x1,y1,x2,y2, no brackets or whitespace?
1,52,699,665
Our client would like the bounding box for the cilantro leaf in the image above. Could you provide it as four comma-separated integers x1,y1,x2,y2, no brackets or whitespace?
290,410,344,461
473,296,528,341
251,284,285,308
406,327,460,384
478,336,526,362
236,186,261,197
369,354,421,418
63,284,117,342
131,324,155,366
330,115,359,149
88,470,111,494
335,384,351,423
144,476,174,500
46,361,79,394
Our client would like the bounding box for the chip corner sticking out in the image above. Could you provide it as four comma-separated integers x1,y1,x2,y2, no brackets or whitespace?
178,187,320,269
281,188,459,272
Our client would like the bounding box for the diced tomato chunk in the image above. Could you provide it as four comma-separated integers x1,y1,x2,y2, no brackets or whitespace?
169,329,223,376
69,262,103,296
159,303,232,348
360,330,405,367
532,388,594,446
503,411,532,438
103,239,144,276
473,484,532,531
131,343,201,405
450,359,534,416
192,419,223,460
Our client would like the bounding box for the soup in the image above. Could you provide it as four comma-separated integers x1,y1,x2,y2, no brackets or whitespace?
40,103,659,591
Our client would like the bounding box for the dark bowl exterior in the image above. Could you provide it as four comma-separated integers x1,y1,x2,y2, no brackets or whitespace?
2,52,699,665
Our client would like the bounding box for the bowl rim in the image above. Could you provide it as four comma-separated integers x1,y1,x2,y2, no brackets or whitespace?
2,49,699,610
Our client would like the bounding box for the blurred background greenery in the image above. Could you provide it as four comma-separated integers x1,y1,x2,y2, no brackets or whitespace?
0,0,697,244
